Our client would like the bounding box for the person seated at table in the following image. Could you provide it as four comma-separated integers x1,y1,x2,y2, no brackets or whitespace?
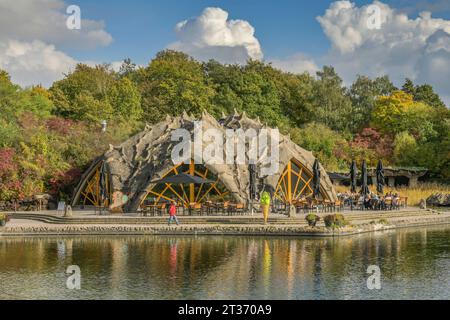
343,193,353,207
371,193,379,210
384,193,393,209
392,193,400,208
357,194,365,209
364,195,372,209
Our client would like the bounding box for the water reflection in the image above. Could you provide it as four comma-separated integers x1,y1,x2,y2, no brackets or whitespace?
0,225,449,300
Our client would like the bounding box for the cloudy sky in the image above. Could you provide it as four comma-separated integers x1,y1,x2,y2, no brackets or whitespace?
1,0,450,105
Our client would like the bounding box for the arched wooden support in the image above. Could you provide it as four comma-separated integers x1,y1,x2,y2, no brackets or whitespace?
274,159,328,204
140,159,229,208
78,161,111,207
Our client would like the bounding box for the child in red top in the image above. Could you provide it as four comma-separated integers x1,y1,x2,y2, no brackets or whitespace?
168,201,179,225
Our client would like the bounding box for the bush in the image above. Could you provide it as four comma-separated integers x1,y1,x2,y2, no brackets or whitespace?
323,214,348,228
0,212,9,227
305,214,320,227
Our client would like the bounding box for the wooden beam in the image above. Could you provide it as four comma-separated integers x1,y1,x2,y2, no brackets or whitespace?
149,190,177,203
156,185,170,203
296,177,313,199
293,168,302,198
287,160,292,204
198,181,219,203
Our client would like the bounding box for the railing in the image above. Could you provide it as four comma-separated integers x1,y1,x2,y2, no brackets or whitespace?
140,202,248,216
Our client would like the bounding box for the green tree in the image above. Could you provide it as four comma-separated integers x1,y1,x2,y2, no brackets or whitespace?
204,60,244,116
414,84,446,109
401,78,416,95
137,50,215,123
108,77,142,121
393,131,418,166
50,64,116,121
372,91,435,139
289,122,347,171
312,66,353,132
72,92,114,122
118,58,137,78
401,78,446,109
349,75,396,131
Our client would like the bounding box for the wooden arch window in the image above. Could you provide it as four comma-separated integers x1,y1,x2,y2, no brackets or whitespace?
141,160,230,207
274,159,327,204
79,161,111,207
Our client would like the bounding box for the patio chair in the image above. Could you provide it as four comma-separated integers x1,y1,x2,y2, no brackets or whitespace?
188,203,202,215
219,201,229,215
392,198,401,210
384,198,392,210
304,199,318,214
357,198,364,211
157,203,167,216
334,200,343,212
235,203,245,215
323,199,335,212
400,196,408,208
141,206,150,216
204,201,215,215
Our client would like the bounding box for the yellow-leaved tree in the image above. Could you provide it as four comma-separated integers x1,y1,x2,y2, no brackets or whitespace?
371,91,435,139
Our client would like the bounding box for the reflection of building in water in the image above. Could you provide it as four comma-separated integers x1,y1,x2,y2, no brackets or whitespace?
109,241,128,295
0,229,447,299
286,241,296,299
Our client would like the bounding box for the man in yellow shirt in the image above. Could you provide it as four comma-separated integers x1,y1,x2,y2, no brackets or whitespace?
260,191,271,224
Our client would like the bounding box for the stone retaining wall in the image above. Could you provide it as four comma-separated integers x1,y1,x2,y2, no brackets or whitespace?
1,214,450,237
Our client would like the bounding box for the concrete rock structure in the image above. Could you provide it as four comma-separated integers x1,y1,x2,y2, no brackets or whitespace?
329,167,428,188
71,112,337,213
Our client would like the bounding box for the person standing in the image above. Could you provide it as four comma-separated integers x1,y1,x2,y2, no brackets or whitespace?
260,191,271,224
168,201,179,226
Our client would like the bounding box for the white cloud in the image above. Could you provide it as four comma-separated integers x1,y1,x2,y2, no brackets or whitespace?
0,40,77,87
0,0,113,88
270,54,318,74
168,7,263,64
0,0,112,49
312,0,450,105
169,4,450,106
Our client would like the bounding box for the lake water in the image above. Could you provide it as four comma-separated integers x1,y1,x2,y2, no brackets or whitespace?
0,225,449,300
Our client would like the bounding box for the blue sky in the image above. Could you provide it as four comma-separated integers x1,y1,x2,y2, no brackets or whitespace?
69,0,450,65
1,0,450,104
70,0,335,64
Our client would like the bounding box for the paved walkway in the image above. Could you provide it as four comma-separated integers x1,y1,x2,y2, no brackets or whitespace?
5,208,450,227
2,207,450,237
8,207,434,218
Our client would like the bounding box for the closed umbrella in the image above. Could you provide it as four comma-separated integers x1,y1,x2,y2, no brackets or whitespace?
350,160,357,193
248,164,257,215
312,159,321,199
248,164,257,200
99,162,109,205
376,160,385,194
360,160,370,195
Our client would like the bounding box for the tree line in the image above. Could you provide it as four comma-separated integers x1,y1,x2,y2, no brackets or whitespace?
0,50,449,201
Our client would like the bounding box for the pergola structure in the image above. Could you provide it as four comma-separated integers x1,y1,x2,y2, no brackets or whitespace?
71,111,337,213
143,161,230,207
274,159,318,203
